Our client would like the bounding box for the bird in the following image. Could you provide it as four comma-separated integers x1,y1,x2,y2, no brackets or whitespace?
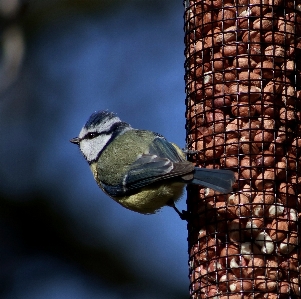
70,110,235,218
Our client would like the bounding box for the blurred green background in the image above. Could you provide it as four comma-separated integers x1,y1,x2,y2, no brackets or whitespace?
0,0,188,298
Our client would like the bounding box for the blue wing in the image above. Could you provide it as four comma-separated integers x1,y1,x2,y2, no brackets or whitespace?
101,135,194,197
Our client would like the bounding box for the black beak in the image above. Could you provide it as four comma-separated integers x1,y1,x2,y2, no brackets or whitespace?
70,137,80,145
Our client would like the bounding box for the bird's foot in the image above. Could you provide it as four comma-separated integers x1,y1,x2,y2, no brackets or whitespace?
167,200,190,221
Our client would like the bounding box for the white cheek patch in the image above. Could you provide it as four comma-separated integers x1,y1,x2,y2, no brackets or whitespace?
80,134,111,162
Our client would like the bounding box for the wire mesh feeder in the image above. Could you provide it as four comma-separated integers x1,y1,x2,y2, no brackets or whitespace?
184,0,301,298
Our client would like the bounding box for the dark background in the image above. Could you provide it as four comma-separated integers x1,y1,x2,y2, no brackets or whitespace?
0,0,188,298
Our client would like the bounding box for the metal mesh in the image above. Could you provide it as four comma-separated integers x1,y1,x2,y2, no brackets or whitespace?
184,0,301,298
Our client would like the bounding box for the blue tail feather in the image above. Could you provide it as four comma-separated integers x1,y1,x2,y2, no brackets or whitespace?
191,168,235,193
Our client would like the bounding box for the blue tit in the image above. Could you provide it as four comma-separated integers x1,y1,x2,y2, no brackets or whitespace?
70,111,235,217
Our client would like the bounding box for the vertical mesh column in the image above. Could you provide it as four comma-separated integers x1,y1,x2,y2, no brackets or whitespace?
184,0,301,298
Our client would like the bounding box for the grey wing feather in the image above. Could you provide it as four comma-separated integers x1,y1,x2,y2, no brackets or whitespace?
124,154,194,190
149,135,186,162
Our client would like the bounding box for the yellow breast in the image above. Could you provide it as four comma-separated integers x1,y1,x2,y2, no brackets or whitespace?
115,181,186,214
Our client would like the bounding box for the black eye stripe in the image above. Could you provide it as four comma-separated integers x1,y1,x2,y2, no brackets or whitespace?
83,121,129,141
84,123,120,140
84,132,100,139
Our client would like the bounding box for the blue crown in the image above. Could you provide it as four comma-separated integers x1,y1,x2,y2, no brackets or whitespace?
84,110,117,128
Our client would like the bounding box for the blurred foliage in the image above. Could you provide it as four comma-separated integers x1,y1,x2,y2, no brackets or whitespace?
22,0,178,36
0,191,187,298
0,191,138,284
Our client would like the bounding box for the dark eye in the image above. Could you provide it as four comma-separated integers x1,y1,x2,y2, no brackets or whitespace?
86,132,99,139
